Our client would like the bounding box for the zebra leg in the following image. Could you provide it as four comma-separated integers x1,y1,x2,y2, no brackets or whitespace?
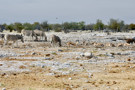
40,35,42,41
52,42,55,47
16,41,18,47
4,40,8,45
13,41,16,48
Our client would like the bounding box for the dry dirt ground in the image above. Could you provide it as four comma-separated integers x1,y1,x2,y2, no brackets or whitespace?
0,31,135,90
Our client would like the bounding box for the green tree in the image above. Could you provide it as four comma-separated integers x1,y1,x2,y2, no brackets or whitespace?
62,22,70,33
5,24,14,32
40,21,49,31
108,19,126,32
108,19,120,32
128,23,135,30
52,24,62,32
122,24,129,32
108,19,118,31
70,22,79,30
94,19,104,30
119,20,125,32
2,23,7,30
85,24,94,30
23,23,33,30
62,22,71,30
48,24,53,30
78,21,85,30
33,22,40,30
14,22,23,32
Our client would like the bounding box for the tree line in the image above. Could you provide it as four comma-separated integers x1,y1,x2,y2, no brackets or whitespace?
0,19,135,33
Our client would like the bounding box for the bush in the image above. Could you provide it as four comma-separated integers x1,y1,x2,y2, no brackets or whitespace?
54,28,62,32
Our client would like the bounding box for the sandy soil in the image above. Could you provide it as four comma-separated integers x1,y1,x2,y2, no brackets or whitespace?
0,31,135,90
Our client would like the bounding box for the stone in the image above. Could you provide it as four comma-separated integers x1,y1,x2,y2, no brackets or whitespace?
46,54,50,56
68,77,72,80
75,56,80,60
46,73,55,76
2,88,6,90
44,57,51,60
31,52,37,55
85,80,90,83
1,73,6,76
117,53,121,55
42,65,45,68
58,49,63,52
80,53,84,57
88,73,93,78
0,64,3,66
84,52,93,59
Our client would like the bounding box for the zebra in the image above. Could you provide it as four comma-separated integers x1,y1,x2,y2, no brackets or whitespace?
4,34,24,47
0,33,5,40
51,34,61,47
21,29,37,41
34,29,47,41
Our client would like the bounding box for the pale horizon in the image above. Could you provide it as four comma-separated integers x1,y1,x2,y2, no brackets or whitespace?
0,0,135,24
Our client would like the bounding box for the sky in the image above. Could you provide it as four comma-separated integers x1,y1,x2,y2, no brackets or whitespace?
0,0,135,24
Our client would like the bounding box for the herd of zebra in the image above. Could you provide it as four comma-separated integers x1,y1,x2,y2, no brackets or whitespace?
0,29,62,47
1,29,135,48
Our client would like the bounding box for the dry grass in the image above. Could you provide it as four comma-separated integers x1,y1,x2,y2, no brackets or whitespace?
19,65,26,69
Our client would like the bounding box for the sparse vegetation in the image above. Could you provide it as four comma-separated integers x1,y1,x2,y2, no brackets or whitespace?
0,18,134,32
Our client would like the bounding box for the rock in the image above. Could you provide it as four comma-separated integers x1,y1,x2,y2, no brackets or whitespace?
108,56,115,59
117,37,126,40
80,53,84,57
46,73,55,76
113,81,117,84
84,52,91,56
121,53,130,55
41,65,45,68
70,85,74,88
85,80,89,83
117,53,121,55
58,49,63,52
83,52,93,59
127,58,131,61
46,54,50,56
2,88,6,90
68,77,72,80
133,37,135,40
1,73,6,76
88,73,93,78
121,71,125,73
75,56,80,60
106,53,113,57
115,87,119,90
44,57,51,60
42,79,46,82
0,64,3,66
62,72,70,75
31,52,37,55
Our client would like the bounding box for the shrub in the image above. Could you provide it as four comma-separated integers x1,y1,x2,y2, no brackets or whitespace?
54,28,62,32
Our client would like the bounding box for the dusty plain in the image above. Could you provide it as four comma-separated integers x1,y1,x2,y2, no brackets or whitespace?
0,31,135,90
